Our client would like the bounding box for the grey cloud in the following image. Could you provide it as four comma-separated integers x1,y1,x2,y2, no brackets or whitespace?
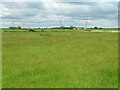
1,2,118,28
2,2,45,9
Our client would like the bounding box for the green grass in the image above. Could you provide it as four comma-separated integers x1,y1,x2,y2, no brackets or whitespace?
2,32,118,88
1,28,119,32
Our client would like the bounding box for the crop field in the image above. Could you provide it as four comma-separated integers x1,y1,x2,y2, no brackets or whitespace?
2,31,118,88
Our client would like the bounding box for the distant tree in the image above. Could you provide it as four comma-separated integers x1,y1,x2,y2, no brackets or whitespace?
80,27,84,29
28,29,35,32
60,26,65,29
18,26,21,29
70,26,74,29
94,26,98,29
9,27,17,29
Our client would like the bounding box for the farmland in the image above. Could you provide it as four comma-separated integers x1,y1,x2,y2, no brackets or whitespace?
2,31,118,88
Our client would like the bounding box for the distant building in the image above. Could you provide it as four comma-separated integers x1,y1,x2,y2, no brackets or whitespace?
73,27,78,29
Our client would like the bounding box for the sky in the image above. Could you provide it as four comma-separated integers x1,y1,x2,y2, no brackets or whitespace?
0,0,119,28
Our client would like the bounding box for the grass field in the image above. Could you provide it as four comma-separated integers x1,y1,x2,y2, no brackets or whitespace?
1,28,120,32
2,31,118,88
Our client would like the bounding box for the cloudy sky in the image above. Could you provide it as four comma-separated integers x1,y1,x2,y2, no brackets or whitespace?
0,0,118,28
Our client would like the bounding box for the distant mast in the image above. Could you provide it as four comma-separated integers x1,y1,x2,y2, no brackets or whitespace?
60,20,62,27
85,20,88,29
11,23,14,27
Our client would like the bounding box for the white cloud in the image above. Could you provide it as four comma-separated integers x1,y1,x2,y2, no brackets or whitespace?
1,0,119,2
1,1,118,28
0,3,10,17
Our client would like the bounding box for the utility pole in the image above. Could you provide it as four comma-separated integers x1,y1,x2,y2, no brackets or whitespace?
60,20,62,27
85,21,88,29
11,22,14,27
